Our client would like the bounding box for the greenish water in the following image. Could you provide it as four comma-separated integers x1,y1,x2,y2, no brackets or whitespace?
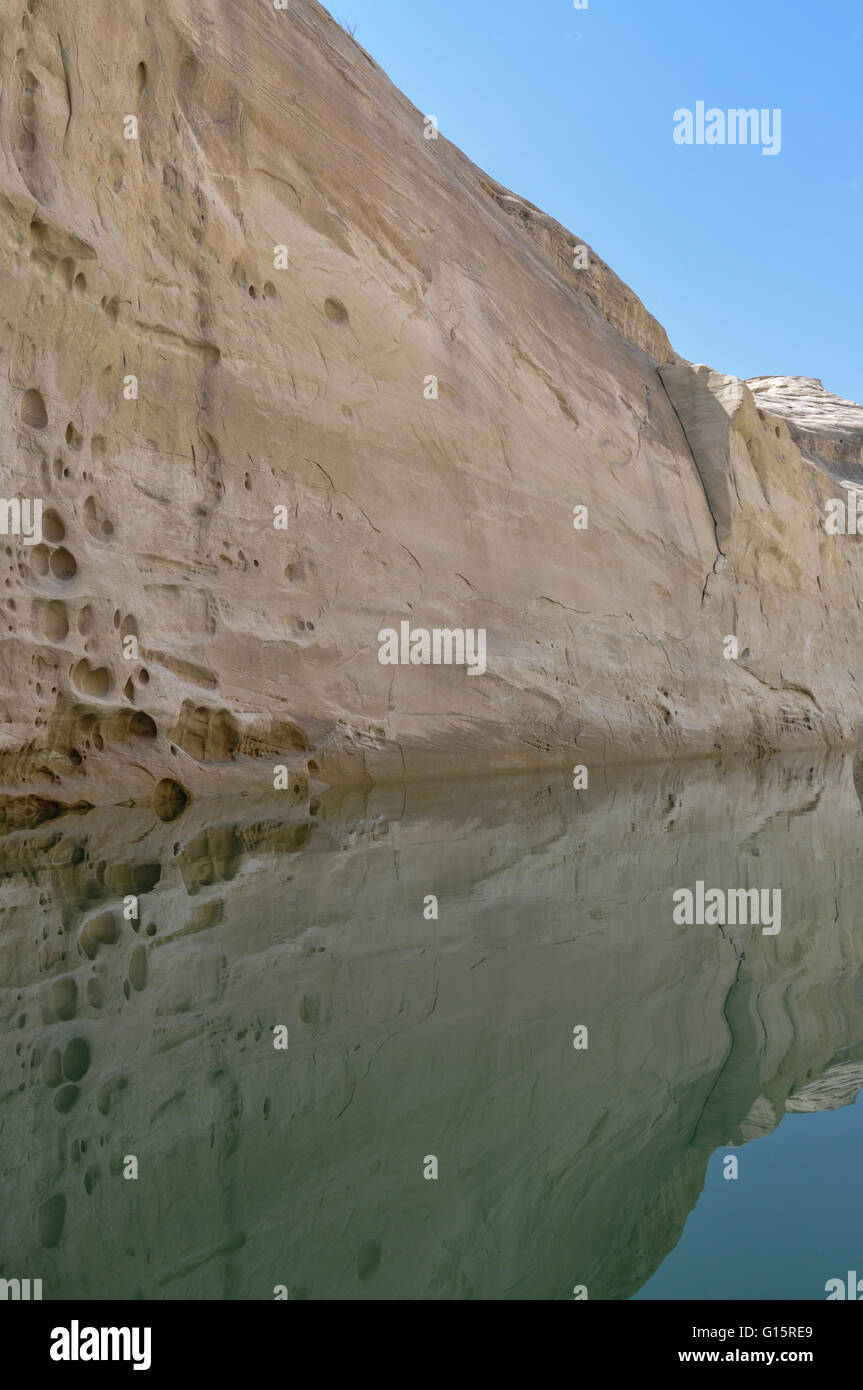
1,751,863,1300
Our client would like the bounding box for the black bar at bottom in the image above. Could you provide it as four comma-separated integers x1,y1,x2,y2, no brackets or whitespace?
4,1298,858,1374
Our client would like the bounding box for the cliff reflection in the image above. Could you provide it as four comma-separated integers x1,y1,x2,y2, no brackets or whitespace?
1,752,862,1299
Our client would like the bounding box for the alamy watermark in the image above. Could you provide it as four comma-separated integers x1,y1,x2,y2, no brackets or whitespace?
0,1277,42,1300
824,482,863,534
50,1321,151,1371
0,497,42,544
825,1271,863,1299
673,103,782,156
378,621,487,675
672,881,781,934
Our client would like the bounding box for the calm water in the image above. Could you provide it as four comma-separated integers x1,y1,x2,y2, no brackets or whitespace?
2,751,863,1300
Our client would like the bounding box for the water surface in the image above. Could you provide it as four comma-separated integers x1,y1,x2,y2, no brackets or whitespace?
1,752,862,1299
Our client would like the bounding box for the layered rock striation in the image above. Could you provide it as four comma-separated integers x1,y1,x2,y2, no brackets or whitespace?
1,0,861,811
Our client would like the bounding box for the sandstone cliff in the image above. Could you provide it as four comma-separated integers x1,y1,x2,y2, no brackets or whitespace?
1,0,861,813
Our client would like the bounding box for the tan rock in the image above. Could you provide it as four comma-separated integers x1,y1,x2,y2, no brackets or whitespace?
1,0,861,807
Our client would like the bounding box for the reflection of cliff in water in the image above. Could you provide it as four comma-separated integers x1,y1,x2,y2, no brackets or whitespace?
1,752,863,1300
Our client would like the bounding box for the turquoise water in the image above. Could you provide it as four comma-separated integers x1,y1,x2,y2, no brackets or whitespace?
1,751,862,1299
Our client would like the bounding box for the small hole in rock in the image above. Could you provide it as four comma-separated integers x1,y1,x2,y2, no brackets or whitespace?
50,548,77,581
21,389,48,429
42,509,65,543
72,660,111,698
154,778,189,822
29,545,51,577
324,297,349,326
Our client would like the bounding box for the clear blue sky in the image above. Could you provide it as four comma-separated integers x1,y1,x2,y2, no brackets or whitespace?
324,0,862,405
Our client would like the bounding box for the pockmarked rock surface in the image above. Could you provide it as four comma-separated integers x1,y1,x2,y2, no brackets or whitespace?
1,0,862,809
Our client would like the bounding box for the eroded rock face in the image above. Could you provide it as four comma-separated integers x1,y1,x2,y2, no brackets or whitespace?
748,377,863,476
1,0,861,807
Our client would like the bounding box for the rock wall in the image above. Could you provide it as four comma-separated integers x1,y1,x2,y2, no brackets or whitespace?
1,0,862,810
